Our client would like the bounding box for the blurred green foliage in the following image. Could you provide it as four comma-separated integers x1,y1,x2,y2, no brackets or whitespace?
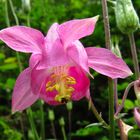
0,0,140,139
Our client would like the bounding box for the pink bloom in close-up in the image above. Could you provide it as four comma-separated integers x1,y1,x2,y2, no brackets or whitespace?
134,107,140,128
0,16,132,112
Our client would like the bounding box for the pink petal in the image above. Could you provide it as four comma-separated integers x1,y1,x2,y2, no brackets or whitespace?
86,47,133,79
67,41,89,73
134,107,140,128
68,66,90,101
29,54,41,68
31,67,50,95
0,26,44,53
59,16,99,47
37,23,69,69
46,23,59,44
40,90,60,105
12,68,39,112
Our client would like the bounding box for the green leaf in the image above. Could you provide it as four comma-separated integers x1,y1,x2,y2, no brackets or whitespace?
4,57,16,63
5,78,15,89
0,53,5,60
118,99,135,110
0,63,18,71
72,126,102,136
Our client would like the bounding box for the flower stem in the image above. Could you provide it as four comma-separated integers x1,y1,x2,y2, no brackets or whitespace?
4,1,26,139
61,126,67,140
27,13,31,27
50,121,57,139
114,79,119,109
108,79,115,139
114,79,128,140
128,33,140,79
8,0,23,72
4,0,10,27
8,1,39,139
8,0,19,25
89,99,109,128
68,110,72,140
27,108,40,140
115,81,134,116
40,101,45,140
101,0,115,139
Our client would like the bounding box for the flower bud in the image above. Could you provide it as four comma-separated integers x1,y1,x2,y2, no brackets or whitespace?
134,79,140,105
48,109,55,121
134,107,140,128
111,36,122,58
22,0,31,13
115,0,139,34
119,120,133,137
66,101,73,111
59,117,65,126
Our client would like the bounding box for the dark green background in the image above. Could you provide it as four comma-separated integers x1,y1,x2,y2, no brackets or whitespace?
0,0,140,139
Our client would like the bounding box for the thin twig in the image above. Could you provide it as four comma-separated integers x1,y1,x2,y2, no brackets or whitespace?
128,33,140,79
101,0,115,139
115,82,134,116
51,121,57,139
89,99,109,128
114,79,128,140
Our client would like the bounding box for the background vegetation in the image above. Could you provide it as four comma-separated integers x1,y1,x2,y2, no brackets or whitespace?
0,0,140,139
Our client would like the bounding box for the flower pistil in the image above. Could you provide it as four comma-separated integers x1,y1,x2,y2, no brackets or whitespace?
46,66,76,103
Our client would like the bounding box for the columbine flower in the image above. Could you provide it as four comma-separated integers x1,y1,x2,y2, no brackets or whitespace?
134,79,140,105
0,17,132,112
134,107,140,128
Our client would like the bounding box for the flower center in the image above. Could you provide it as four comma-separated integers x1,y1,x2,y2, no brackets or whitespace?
45,66,76,103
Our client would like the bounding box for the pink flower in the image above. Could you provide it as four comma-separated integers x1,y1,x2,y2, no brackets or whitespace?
134,107,140,128
0,17,132,112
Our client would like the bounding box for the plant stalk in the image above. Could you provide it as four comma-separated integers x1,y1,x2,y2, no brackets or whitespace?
89,99,109,128
114,79,128,140
68,110,72,140
5,1,26,139
128,33,140,79
61,126,67,140
8,1,39,139
27,108,40,140
101,0,115,139
51,121,57,139
115,81,134,116
27,13,31,27
40,101,45,140
4,0,10,27
8,0,19,25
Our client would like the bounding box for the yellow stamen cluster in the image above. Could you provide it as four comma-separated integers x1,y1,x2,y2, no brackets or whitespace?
46,73,76,103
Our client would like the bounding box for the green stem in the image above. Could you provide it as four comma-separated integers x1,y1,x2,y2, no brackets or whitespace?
114,79,119,109
51,121,57,139
8,0,23,73
8,0,19,25
61,126,67,140
27,108,40,140
68,110,72,140
89,99,109,128
108,79,115,139
128,33,140,79
27,13,31,27
8,1,39,139
101,0,115,139
114,80,128,140
40,101,45,140
4,1,26,140
4,0,10,27
115,81,134,116
16,52,23,72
